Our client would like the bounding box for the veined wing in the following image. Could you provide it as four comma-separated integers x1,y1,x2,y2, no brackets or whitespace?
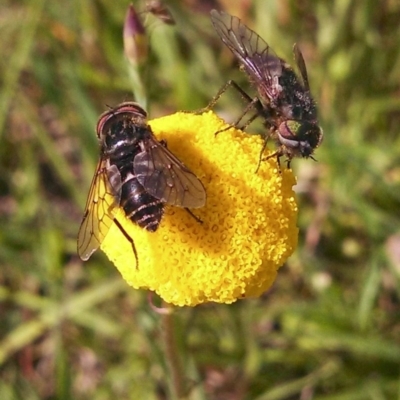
77,160,121,260
134,138,206,208
210,9,283,104
293,43,310,91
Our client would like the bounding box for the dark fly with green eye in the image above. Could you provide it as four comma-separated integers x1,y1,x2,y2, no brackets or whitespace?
210,10,323,167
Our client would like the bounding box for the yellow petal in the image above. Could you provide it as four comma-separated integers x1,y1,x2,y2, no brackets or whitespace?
101,111,298,306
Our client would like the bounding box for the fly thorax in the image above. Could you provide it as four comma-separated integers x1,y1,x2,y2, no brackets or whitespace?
102,123,145,159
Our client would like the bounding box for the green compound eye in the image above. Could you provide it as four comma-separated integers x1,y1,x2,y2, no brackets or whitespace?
276,120,323,158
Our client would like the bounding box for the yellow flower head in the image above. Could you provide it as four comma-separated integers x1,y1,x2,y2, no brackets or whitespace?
100,111,298,306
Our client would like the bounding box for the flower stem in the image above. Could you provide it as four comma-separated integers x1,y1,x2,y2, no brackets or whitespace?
161,304,186,399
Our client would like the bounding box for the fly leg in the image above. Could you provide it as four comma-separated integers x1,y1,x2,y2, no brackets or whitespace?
214,96,262,136
255,139,269,173
194,80,244,114
262,150,282,169
261,145,295,171
204,80,266,135
114,219,139,269
184,208,203,224
195,79,258,115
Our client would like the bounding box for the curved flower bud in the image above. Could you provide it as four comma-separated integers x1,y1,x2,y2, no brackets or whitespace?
123,4,148,66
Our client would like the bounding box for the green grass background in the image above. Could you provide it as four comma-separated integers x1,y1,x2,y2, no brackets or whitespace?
1,0,400,399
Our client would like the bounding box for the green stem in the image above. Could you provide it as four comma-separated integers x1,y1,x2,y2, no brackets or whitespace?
127,63,148,110
162,305,186,399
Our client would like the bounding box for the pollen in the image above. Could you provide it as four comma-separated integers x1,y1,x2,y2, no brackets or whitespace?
101,111,298,306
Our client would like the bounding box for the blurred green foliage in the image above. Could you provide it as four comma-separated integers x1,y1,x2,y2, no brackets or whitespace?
1,0,400,399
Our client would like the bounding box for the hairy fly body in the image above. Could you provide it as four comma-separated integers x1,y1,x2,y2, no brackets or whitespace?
77,102,206,265
210,10,323,167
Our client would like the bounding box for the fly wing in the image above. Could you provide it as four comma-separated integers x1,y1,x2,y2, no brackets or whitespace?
77,160,122,261
292,43,319,120
134,138,206,208
293,44,310,91
210,10,283,105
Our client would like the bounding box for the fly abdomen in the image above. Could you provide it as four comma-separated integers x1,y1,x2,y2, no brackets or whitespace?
120,178,164,232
